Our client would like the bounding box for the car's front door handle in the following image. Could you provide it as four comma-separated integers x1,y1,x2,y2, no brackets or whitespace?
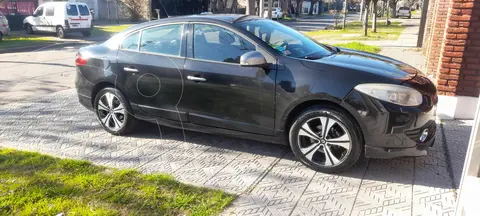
124,67,138,73
187,76,206,82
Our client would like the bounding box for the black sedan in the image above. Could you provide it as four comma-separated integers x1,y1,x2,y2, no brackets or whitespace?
75,15,437,173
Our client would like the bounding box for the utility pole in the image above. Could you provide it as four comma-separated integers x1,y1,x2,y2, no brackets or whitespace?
267,0,273,19
343,0,347,29
417,0,429,47
259,0,264,16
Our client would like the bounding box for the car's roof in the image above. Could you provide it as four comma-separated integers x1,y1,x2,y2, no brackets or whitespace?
123,14,257,33
41,1,87,6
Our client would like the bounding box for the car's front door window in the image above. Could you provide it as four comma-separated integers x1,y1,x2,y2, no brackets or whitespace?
193,24,255,64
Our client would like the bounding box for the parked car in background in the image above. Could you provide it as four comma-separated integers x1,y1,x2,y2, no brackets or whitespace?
23,2,92,38
263,7,283,19
397,7,411,18
0,11,9,41
75,15,437,173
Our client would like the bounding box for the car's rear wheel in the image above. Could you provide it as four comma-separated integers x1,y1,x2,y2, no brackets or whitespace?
25,24,34,34
289,106,362,173
56,26,65,39
94,88,137,135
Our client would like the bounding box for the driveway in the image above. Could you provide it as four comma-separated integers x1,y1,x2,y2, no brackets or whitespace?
0,45,469,215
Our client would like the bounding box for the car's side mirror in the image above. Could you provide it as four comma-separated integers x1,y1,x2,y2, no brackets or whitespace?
240,51,268,68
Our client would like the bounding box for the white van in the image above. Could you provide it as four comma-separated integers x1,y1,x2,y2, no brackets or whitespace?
23,2,92,38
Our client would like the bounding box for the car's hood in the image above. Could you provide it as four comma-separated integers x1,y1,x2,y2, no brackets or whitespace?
305,48,419,80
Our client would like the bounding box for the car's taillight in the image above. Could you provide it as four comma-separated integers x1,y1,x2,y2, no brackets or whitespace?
75,53,87,66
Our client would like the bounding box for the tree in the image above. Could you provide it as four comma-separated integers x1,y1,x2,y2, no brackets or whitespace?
371,0,378,32
246,0,256,14
362,0,370,36
342,0,347,29
296,0,304,16
385,0,390,25
389,0,398,18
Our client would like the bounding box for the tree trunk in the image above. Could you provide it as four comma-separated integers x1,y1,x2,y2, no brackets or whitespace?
385,0,390,24
390,0,397,17
282,0,288,14
372,0,377,32
296,0,303,16
359,0,364,21
363,0,370,36
342,0,347,29
230,0,238,13
246,0,255,14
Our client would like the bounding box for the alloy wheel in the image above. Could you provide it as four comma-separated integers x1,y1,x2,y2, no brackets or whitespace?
97,92,126,131
297,116,351,167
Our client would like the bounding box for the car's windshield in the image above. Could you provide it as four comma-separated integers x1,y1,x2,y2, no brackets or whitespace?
235,18,334,59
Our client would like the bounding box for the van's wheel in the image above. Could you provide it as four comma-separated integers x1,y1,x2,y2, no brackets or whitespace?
289,106,363,173
25,24,34,34
56,26,65,39
94,87,137,135
82,31,91,37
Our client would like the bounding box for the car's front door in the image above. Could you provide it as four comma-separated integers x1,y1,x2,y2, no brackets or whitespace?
31,6,46,31
179,23,277,135
43,4,55,32
116,24,187,121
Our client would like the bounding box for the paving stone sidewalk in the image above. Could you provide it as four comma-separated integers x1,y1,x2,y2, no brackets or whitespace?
0,89,470,215
319,16,426,73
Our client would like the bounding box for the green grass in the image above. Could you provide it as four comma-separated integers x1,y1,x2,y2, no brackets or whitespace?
0,148,235,215
0,36,54,49
305,21,406,40
92,24,133,36
333,42,381,53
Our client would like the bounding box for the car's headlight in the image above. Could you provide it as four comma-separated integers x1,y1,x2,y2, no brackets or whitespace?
354,83,423,106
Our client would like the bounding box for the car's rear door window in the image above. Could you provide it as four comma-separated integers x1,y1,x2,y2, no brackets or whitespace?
45,5,54,16
78,4,90,16
121,32,140,51
66,4,79,16
140,24,183,56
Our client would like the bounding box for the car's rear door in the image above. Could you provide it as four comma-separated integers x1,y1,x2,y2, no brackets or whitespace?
116,24,187,121
66,3,90,30
179,23,276,135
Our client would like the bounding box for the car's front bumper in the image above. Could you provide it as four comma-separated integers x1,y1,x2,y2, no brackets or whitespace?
341,89,437,158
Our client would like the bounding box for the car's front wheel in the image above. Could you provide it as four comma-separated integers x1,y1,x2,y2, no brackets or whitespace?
25,24,34,34
56,26,65,38
289,106,362,173
94,88,137,135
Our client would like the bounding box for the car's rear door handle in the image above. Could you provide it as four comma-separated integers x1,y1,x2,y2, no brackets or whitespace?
124,67,138,72
187,76,206,82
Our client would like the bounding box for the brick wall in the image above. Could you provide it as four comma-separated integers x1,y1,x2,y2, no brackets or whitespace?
435,0,480,97
425,0,451,76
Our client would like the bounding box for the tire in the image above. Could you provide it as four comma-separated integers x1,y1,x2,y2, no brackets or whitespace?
25,24,34,34
94,87,137,135
56,26,65,39
289,105,363,173
82,31,91,37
